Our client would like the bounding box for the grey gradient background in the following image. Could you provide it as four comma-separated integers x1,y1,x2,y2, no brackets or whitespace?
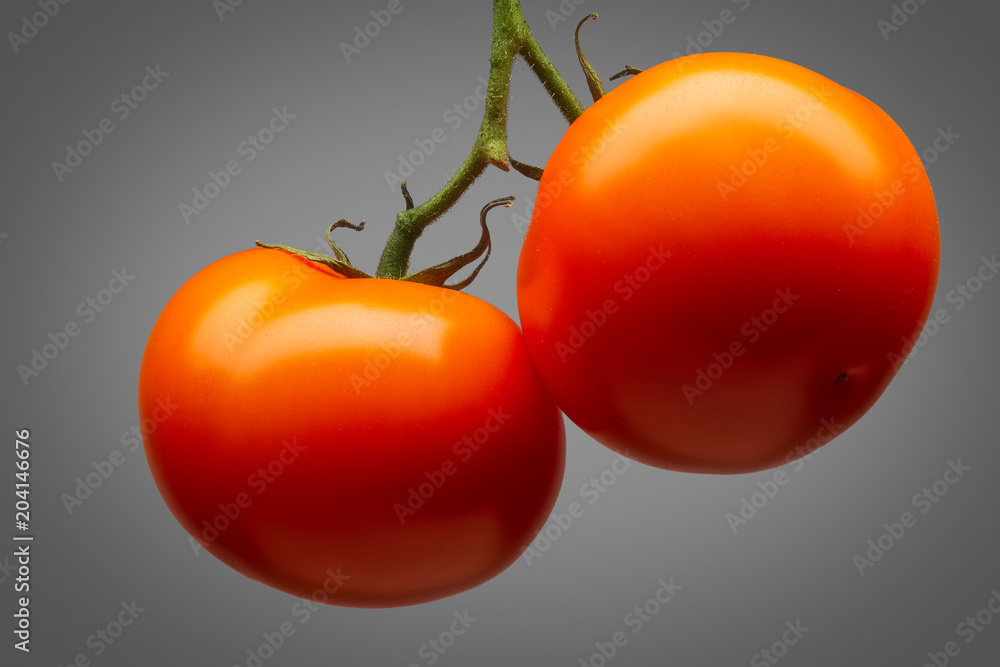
2,0,998,665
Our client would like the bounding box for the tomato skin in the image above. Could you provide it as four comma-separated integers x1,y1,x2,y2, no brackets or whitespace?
517,53,939,474
139,248,565,607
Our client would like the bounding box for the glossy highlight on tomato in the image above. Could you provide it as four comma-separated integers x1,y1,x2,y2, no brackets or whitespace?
139,248,565,607
517,52,940,474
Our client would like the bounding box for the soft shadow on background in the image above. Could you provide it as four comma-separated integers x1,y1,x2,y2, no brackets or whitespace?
2,1,998,665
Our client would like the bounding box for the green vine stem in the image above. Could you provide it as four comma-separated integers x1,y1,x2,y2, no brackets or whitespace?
373,0,586,279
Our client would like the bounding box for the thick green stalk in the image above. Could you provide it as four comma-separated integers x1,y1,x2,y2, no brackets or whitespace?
374,0,585,279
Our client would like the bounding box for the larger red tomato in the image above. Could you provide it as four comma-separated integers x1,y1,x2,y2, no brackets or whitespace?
517,52,939,474
139,248,564,607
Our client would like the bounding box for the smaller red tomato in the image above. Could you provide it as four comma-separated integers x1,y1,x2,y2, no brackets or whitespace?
139,248,565,607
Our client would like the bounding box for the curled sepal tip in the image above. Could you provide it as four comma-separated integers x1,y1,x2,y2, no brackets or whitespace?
401,196,514,291
256,220,372,279
326,218,366,265
575,14,605,103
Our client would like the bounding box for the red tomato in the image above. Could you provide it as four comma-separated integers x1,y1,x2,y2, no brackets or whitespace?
139,248,564,607
517,52,939,474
